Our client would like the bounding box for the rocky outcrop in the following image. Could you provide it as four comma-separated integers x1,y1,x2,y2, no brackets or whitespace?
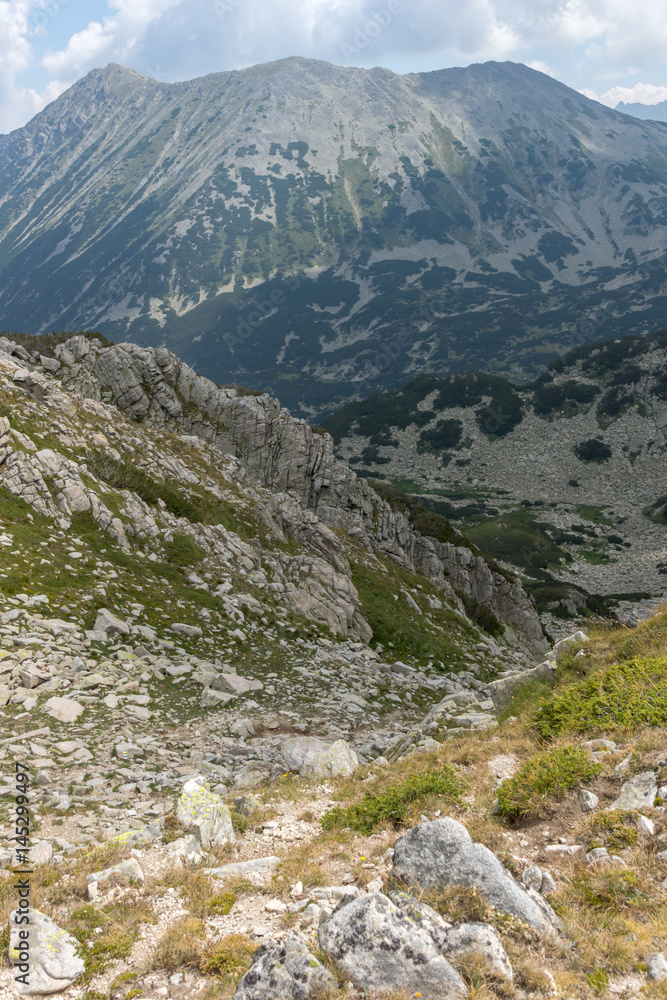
53,337,546,655
318,892,468,999
391,818,561,938
234,934,336,999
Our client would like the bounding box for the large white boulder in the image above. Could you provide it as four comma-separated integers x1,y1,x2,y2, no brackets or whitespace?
283,736,358,779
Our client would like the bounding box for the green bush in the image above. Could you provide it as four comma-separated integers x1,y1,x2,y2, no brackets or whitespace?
496,745,602,821
164,533,206,567
574,438,612,463
533,656,667,738
321,766,460,835
88,452,202,522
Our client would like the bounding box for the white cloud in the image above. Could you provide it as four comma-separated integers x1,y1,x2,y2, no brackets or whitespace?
582,81,667,107
41,0,181,76
527,59,557,77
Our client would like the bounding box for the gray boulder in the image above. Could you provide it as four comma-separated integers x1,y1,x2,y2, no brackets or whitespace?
87,857,144,884
318,893,467,999
647,952,667,982
609,771,658,810
389,892,512,981
283,736,358,780
9,909,85,994
234,933,336,999
176,777,236,848
94,607,130,636
438,923,513,981
391,818,560,938
487,659,555,713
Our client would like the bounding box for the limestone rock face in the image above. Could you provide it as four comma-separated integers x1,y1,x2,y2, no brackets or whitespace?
318,893,467,999
234,933,336,999
9,909,85,995
176,778,236,848
54,338,546,656
391,818,561,938
282,736,359,779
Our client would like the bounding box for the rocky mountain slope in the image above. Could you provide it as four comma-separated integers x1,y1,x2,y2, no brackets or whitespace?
324,328,667,619
1,564,666,999
1,59,666,414
0,329,552,752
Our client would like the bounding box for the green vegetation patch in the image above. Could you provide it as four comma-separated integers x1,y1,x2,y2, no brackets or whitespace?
87,452,203,522
580,810,639,852
496,745,602,820
531,378,599,415
351,557,476,666
67,901,156,980
321,765,460,835
164,533,206,567
574,438,612,463
533,656,667,738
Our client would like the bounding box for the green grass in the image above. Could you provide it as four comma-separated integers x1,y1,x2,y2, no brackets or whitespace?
580,551,614,565
321,765,460,835
164,533,206,566
533,656,667,739
580,810,639,852
351,557,476,666
574,505,615,526
496,745,602,820
67,901,156,980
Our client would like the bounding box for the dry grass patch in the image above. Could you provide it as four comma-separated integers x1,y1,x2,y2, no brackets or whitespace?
153,866,237,918
152,916,205,970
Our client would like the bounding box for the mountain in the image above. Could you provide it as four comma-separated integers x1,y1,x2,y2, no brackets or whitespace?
616,100,667,123
322,328,667,619
1,340,667,1000
1,58,667,416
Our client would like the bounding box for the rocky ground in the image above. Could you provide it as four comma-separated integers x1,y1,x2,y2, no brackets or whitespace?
1,333,666,999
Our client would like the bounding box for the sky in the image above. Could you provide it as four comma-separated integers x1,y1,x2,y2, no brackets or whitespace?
2,0,667,135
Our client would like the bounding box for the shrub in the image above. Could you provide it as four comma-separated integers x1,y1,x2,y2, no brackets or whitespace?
201,934,257,978
533,656,667,738
153,917,205,970
321,766,460,835
574,438,612,463
164,533,206,567
580,810,639,852
417,418,463,454
496,745,602,821
87,452,202,522
458,592,503,637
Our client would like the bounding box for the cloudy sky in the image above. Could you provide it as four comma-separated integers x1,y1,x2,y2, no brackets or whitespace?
2,0,667,134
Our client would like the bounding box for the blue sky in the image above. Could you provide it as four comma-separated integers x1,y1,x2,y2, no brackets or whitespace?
2,0,667,134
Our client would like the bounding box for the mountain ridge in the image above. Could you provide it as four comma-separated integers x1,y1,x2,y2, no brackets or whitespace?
1,57,666,415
